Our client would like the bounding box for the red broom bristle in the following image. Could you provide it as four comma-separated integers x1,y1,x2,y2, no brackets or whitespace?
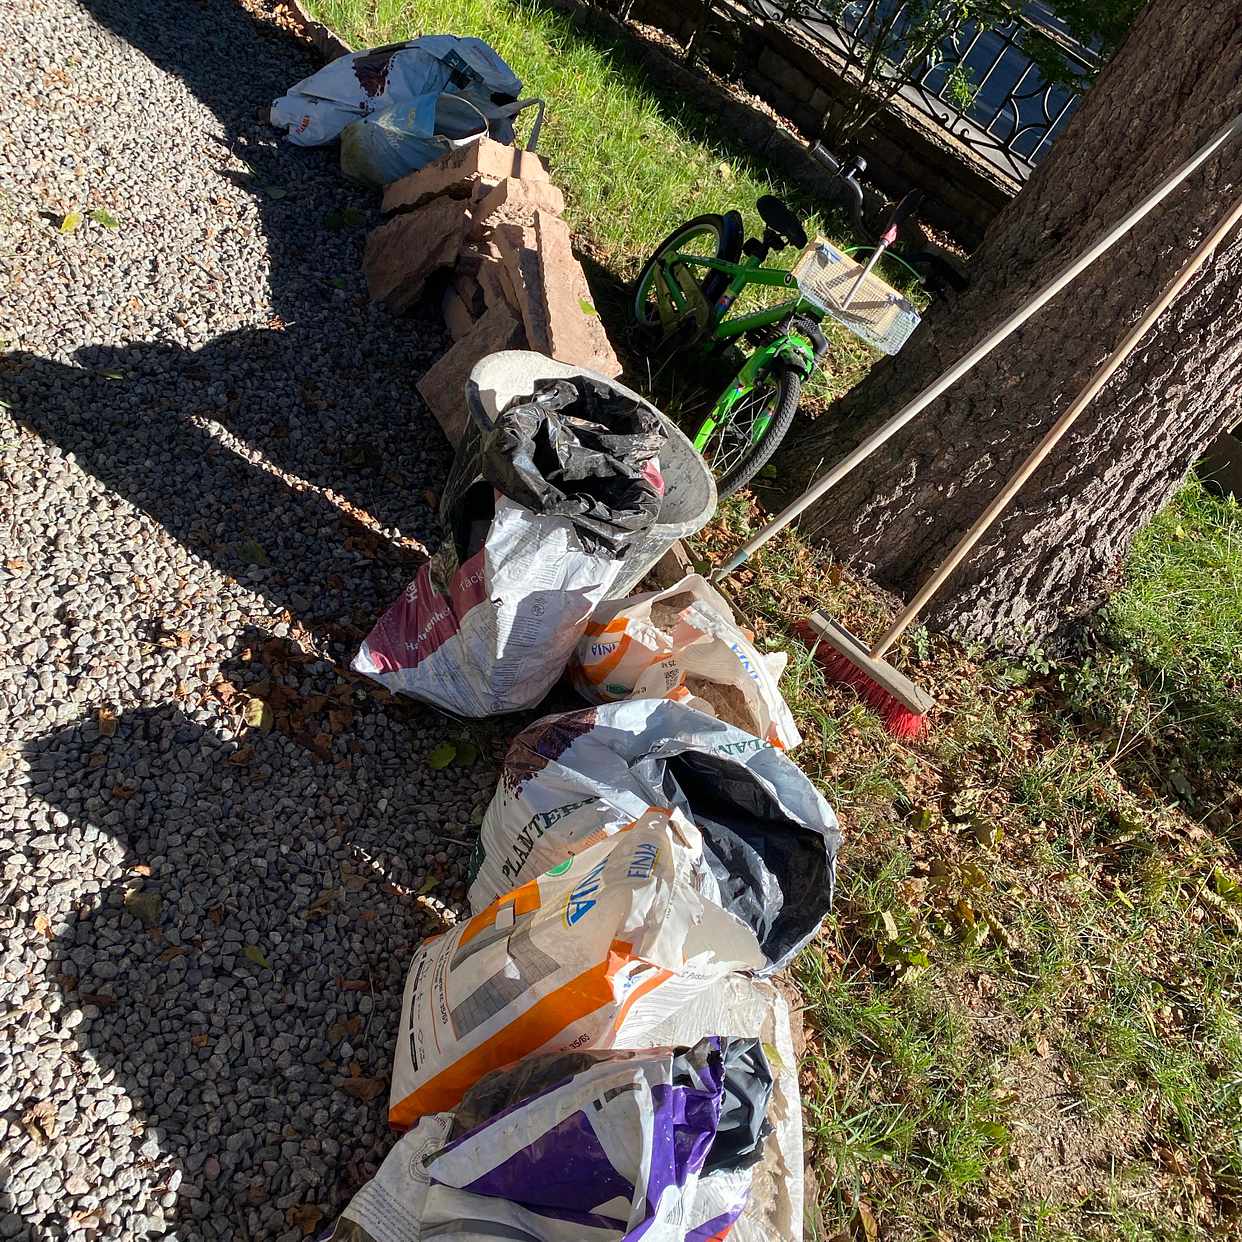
802,634,930,740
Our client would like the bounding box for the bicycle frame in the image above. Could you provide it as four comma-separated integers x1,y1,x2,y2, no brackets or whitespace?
655,252,823,340
653,252,821,454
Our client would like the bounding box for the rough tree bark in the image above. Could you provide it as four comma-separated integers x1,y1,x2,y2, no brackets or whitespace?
780,0,1242,651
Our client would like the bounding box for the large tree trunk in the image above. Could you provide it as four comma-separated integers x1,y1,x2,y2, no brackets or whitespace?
780,0,1242,650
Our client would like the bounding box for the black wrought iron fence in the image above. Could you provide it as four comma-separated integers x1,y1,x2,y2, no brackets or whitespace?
763,0,1097,182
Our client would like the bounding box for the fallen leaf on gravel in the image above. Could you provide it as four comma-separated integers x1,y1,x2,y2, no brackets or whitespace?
191,1033,210,1049
96,706,118,735
59,210,81,233
340,863,368,893
89,207,119,228
86,750,107,769
243,945,271,969
130,863,152,877
288,1204,323,1235
336,1076,386,1102
124,890,162,925
160,946,189,962
110,783,137,800
305,888,339,919
78,991,115,1007
4,557,28,572
20,1099,56,1144
337,978,371,992
208,907,223,926
227,746,255,766
243,698,274,732
33,912,52,938
238,537,270,566
427,742,456,769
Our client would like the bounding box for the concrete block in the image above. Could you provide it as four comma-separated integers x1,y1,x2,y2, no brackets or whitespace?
363,196,467,312
416,301,526,445
381,137,549,214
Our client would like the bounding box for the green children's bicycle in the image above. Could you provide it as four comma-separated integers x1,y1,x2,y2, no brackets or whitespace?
632,154,931,498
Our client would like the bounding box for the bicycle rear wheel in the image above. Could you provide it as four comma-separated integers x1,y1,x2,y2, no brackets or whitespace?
633,212,743,329
695,363,802,500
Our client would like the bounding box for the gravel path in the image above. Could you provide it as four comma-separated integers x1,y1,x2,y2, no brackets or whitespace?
0,2,498,1237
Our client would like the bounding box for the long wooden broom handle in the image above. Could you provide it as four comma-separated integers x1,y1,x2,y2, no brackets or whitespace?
871,191,1242,660
714,112,1242,580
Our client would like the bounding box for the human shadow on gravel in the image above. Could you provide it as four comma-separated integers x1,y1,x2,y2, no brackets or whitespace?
0,340,445,656
22,628,496,1238
59,0,456,536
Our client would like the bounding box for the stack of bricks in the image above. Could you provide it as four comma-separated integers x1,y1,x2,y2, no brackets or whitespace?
362,138,623,445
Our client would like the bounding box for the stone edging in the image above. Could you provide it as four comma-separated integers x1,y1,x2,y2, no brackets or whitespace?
280,0,351,61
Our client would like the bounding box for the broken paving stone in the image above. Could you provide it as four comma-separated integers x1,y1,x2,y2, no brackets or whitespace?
469,174,565,240
441,285,477,342
416,300,525,445
493,222,551,354
534,209,622,378
363,196,467,313
381,136,549,215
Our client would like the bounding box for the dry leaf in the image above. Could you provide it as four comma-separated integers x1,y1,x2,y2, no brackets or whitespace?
110,784,137,800
853,1199,879,1241
130,863,153,877
243,944,271,969
33,912,52,938
97,705,118,736
78,991,115,1007
243,698,274,732
123,890,161,924
287,1204,323,1235
336,1076,386,1102
337,978,370,992
20,1099,57,1144
4,557,29,572
160,945,189,962
191,1033,210,1049
227,746,255,766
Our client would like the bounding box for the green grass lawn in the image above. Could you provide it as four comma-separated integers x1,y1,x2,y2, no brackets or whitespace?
299,4,1242,1238
307,0,837,273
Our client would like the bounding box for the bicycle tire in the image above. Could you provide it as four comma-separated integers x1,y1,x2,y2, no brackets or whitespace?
711,364,802,500
632,211,743,328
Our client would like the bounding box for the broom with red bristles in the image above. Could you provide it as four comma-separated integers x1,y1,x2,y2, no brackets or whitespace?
790,188,1242,738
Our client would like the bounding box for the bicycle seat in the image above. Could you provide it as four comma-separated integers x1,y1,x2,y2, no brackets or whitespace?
756,195,807,248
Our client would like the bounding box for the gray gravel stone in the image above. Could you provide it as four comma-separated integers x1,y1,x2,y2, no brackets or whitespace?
0,0,514,1234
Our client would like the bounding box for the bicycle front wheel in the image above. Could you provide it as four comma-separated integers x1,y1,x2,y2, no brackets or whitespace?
695,364,802,500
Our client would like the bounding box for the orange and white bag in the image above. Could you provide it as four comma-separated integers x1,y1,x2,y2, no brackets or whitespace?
568,574,802,750
390,807,765,1129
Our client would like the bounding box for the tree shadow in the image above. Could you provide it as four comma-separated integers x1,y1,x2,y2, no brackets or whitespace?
18,628,499,1237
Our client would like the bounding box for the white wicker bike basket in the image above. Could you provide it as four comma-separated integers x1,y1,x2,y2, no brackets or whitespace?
792,238,921,355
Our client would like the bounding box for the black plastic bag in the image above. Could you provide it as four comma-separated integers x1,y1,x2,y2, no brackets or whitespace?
479,376,666,555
